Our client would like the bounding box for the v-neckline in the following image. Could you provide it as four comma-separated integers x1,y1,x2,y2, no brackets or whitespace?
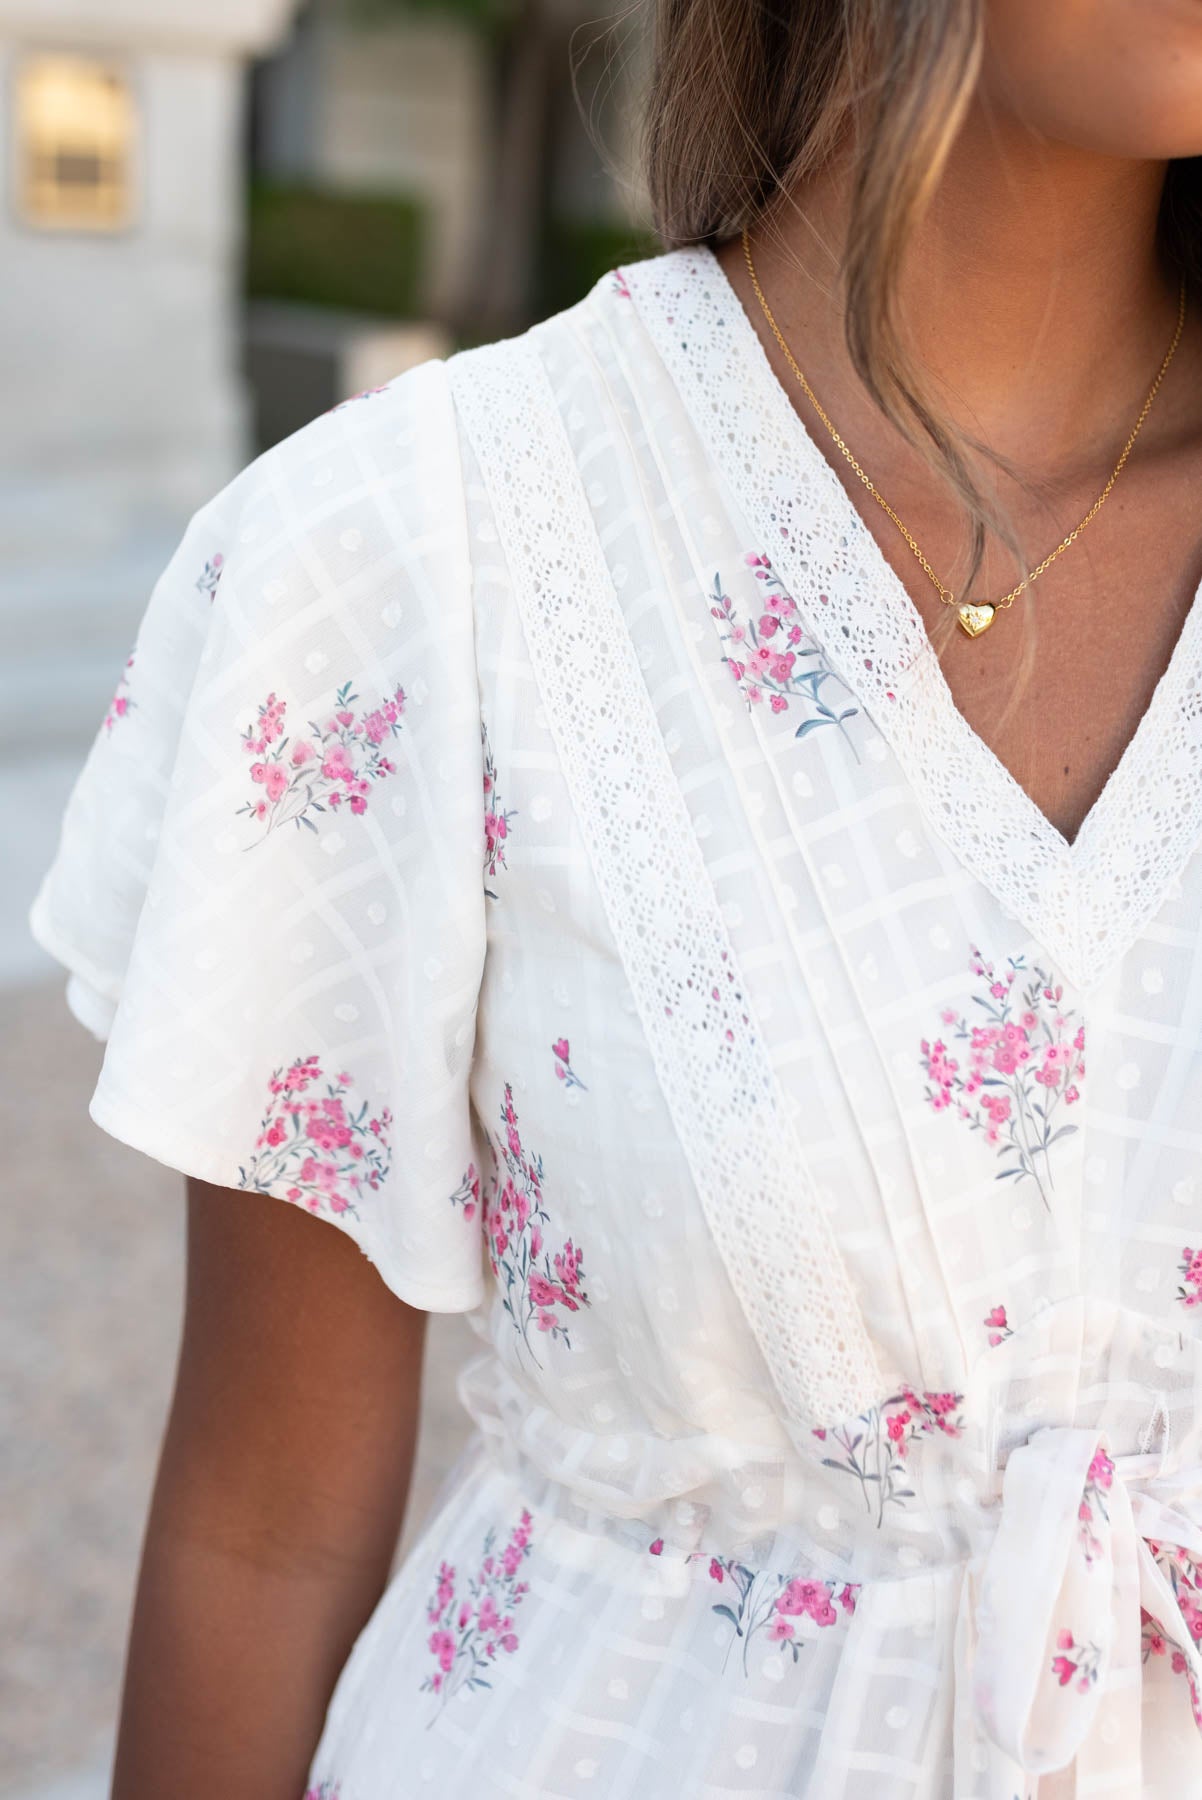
621,243,1202,995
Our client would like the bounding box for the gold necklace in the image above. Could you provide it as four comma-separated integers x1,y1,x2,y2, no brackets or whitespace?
741,225,1188,640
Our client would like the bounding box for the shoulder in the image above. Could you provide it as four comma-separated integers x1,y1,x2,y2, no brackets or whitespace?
230,246,684,496
160,360,476,666
442,251,680,417
224,250,681,534
193,252,683,621
212,356,466,556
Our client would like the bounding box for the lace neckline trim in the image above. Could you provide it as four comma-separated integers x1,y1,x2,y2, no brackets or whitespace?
622,244,1202,994
447,324,885,1430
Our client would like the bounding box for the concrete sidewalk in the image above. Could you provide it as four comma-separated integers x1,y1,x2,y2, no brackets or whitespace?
0,973,475,1798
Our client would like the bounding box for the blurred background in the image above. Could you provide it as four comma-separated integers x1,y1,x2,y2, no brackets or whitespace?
0,2,655,1792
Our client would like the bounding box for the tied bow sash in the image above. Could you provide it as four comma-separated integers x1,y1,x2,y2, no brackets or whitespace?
969,1424,1202,1784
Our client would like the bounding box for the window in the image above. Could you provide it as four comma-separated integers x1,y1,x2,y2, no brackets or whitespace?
15,53,136,231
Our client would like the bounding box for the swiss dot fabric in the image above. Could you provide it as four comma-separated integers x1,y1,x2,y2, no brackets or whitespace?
30,251,1202,1799
30,359,487,1310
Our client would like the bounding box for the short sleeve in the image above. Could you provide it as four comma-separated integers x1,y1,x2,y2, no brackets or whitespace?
29,358,489,1311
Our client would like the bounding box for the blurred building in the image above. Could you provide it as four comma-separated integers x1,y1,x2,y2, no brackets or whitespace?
252,0,487,322
0,0,301,752
244,0,653,443
1,0,651,755
2,6,655,1783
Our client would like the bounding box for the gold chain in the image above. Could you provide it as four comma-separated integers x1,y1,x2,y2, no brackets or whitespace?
741,225,1188,639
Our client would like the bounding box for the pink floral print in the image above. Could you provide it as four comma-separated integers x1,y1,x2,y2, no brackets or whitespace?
303,1786,340,1799
237,1055,392,1219
1145,1538,1202,1652
484,1085,590,1361
920,946,1083,1210
1053,1507,1202,1726
611,268,631,299
482,721,515,898
421,1509,533,1711
813,1386,965,1527
1076,1447,1115,1566
1178,1247,1202,1310
1051,1626,1101,1692
645,1541,858,1676
195,552,224,601
710,556,862,753
236,680,404,844
103,651,135,733
1140,1609,1202,1732
1053,1501,1202,1730
984,1303,1013,1347
702,1556,858,1675
1142,1614,1170,1661
552,1039,586,1091
1141,1537,1202,1730
449,1163,481,1221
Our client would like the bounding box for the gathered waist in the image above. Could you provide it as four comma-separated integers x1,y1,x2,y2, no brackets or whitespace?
450,1409,1202,1789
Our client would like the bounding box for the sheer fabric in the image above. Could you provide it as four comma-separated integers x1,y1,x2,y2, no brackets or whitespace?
30,249,1202,1798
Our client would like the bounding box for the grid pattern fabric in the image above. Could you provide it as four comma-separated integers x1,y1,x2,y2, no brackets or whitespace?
30,251,1202,1798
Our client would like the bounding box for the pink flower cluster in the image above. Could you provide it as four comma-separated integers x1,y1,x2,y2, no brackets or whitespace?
482,722,516,894
885,1387,964,1446
709,558,861,750
1140,1539,1202,1733
480,1084,590,1359
552,1038,587,1091
103,651,135,733
770,1575,856,1636
449,1162,481,1221
302,1785,340,1799
1141,1604,1202,1732
813,1385,965,1526
237,679,405,843
984,1303,1013,1347
1178,1247,1202,1311
237,1055,392,1219
421,1510,533,1710
1052,1627,1101,1692
921,946,1083,1210
1146,1538,1202,1647
1076,1446,1114,1566
665,1548,858,1675
195,552,224,601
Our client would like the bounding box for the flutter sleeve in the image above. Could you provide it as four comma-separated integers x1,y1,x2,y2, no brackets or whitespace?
29,358,489,1311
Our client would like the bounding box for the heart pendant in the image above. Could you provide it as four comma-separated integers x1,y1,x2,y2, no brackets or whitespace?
956,601,996,639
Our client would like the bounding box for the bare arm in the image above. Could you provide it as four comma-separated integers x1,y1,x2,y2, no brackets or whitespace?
111,1177,428,1800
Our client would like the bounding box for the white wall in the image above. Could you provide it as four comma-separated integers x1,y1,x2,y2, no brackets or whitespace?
0,43,246,510
0,0,301,750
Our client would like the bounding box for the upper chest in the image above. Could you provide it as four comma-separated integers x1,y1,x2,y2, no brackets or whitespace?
876,467,1202,849
450,275,1202,1435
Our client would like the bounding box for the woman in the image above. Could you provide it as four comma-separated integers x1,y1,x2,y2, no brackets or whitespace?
29,2,1202,1795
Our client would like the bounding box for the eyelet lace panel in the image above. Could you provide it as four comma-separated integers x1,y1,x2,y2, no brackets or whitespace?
447,331,884,1431
623,247,1202,998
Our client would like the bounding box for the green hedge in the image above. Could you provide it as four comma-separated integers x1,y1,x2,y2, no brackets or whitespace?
538,215,663,319
245,182,426,318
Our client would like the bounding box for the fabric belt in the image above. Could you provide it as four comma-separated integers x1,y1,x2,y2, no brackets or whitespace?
965,1424,1202,1786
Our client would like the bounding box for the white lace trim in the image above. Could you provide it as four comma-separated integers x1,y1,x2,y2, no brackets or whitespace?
624,246,1202,996
448,329,884,1430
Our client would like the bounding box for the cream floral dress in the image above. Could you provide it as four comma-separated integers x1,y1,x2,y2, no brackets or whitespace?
29,247,1202,1800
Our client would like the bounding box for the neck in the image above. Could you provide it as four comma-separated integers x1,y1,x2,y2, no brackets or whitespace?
749,100,1192,479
